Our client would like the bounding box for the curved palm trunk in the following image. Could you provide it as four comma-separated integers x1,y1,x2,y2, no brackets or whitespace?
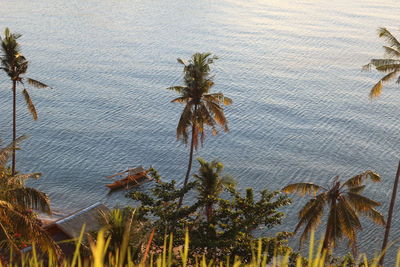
379,160,400,266
177,121,196,208
178,104,198,208
12,80,16,176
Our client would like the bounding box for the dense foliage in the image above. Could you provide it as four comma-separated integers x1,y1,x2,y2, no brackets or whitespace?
129,160,292,262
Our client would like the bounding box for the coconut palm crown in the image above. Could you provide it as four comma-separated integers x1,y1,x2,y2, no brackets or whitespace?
363,27,400,98
0,27,51,174
194,158,235,222
168,52,232,206
282,171,385,251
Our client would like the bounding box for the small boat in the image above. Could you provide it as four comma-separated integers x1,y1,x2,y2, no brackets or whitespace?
106,166,151,190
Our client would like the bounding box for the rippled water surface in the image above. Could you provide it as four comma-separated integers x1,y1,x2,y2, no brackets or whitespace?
1,0,400,257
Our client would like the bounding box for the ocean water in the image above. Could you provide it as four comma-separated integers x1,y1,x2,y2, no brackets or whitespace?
1,0,400,258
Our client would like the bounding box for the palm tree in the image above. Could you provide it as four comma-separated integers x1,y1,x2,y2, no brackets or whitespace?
168,53,232,207
194,158,235,222
0,136,59,255
0,28,51,175
282,171,385,251
98,208,146,253
363,27,400,98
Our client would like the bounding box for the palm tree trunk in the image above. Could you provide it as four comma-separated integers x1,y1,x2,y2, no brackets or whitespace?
379,160,400,266
12,80,17,176
177,121,196,208
322,223,331,252
206,203,213,222
322,199,335,252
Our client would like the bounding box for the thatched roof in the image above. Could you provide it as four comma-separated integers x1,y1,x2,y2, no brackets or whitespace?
45,203,109,239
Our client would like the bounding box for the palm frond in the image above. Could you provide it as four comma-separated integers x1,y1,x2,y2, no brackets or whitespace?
197,102,216,126
378,27,400,51
223,96,233,105
205,101,228,130
0,200,15,210
383,46,400,58
369,81,382,98
282,182,324,196
342,171,380,188
369,59,400,68
11,172,41,181
0,206,60,256
370,69,400,98
362,62,373,71
22,88,38,120
167,86,186,93
380,70,400,83
0,221,19,251
0,135,27,169
176,104,193,143
6,172,41,189
5,187,51,214
336,197,361,245
360,208,385,225
177,58,186,65
376,64,400,73
26,78,51,89
296,195,326,243
298,192,327,219
344,193,385,225
171,97,188,103
345,192,381,211
347,185,366,193
204,93,233,106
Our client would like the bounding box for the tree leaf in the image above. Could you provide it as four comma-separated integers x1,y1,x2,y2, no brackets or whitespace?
27,78,51,89
282,183,324,196
22,89,38,120
342,171,380,188
378,27,400,51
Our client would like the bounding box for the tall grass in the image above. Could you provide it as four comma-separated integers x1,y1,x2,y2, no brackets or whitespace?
3,230,400,267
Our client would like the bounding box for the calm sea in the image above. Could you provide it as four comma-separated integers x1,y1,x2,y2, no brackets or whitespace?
1,0,400,258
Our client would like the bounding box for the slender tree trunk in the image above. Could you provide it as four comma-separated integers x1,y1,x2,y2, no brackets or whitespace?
322,222,331,252
379,160,400,266
322,199,335,252
177,122,196,208
206,203,213,222
178,104,198,208
11,80,17,176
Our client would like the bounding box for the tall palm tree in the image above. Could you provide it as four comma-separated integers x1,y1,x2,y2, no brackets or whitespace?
363,27,400,98
282,171,385,251
168,53,232,206
0,136,59,255
0,28,51,175
194,158,235,222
